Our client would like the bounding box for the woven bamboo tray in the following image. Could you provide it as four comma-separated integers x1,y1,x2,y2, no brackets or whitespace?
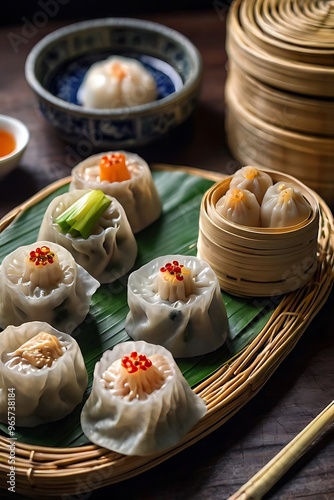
0,165,333,498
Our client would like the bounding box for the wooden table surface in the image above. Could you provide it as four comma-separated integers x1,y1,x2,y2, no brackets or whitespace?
0,8,333,500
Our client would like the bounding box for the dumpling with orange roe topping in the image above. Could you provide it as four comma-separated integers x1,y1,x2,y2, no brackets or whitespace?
0,241,99,334
70,151,162,233
125,255,228,358
80,340,206,456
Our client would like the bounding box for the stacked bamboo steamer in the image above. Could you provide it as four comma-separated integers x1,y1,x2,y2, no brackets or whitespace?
225,0,334,205
197,168,319,297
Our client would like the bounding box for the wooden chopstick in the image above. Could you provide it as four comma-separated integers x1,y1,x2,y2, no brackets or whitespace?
228,401,334,500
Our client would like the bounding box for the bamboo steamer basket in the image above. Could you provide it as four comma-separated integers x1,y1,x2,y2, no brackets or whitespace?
225,82,334,180
197,168,320,297
225,0,334,205
225,83,334,203
228,62,334,137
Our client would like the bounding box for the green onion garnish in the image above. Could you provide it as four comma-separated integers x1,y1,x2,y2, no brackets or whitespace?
55,190,111,239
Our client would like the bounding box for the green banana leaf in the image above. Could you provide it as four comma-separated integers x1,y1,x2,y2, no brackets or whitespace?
0,169,278,447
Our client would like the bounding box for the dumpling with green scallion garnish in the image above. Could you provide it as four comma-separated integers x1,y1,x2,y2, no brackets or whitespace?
38,189,138,284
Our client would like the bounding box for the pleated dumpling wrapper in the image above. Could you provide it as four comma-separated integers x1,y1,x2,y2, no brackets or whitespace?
80,340,207,456
78,55,157,109
215,187,261,227
69,151,162,233
261,182,311,228
229,165,273,204
125,255,228,357
0,321,87,427
0,241,99,334
38,189,137,284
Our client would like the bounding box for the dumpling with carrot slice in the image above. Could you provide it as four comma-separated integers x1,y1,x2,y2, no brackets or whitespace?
70,151,162,233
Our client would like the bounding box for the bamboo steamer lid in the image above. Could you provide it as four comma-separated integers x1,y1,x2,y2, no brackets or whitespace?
197,168,320,297
226,0,334,97
241,0,334,64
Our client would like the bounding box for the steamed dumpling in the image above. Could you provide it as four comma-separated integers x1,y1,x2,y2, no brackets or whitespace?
0,321,87,427
80,340,207,456
0,241,99,333
78,56,157,109
229,166,273,204
38,189,138,284
216,188,261,226
70,151,162,233
261,182,311,227
125,255,228,358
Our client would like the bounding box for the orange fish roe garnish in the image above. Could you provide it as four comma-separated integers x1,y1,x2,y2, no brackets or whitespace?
29,246,55,267
121,351,153,374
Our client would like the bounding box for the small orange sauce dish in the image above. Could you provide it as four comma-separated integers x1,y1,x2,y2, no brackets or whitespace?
0,129,16,157
0,115,29,179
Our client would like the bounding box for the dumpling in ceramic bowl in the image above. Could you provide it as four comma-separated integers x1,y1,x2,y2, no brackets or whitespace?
78,55,157,109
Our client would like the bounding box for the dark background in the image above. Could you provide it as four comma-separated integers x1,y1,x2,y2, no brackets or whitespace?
1,0,231,25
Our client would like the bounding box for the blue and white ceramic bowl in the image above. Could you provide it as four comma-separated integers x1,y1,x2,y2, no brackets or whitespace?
25,18,202,149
